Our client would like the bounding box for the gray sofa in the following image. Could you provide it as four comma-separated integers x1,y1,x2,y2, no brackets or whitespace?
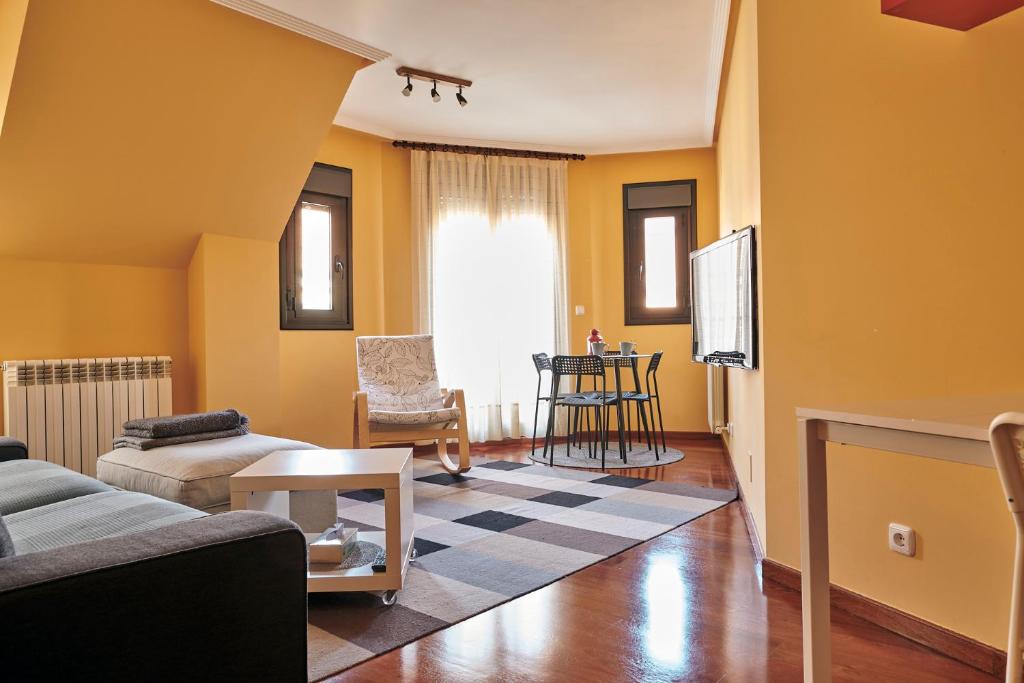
0,448,308,682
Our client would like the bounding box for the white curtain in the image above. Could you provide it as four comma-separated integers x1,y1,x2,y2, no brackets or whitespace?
412,150,570,442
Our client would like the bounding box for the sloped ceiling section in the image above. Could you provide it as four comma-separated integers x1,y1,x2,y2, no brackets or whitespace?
0,0,372,267
0,0,28,134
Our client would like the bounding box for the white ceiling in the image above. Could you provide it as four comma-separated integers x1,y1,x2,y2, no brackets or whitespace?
257,0,731,154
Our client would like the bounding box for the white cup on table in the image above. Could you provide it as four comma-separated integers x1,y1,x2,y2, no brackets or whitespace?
619,341,636,355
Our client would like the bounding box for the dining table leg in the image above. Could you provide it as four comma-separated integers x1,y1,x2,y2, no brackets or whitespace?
612,362,627,461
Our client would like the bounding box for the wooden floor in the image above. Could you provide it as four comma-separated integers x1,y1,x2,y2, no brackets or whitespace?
328,435,997,682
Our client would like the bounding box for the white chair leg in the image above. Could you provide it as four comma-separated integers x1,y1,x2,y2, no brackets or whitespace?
435,390,472,475
1008,525,1024,683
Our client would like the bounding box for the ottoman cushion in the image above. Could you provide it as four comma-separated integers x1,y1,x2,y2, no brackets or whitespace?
0,460,114,515
96,433,320,511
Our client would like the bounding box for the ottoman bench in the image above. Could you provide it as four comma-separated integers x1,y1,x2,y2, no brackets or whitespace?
97,433,320,513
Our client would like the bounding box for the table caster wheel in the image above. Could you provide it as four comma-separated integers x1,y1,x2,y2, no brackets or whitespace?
410,547,418,562
381,590,398,606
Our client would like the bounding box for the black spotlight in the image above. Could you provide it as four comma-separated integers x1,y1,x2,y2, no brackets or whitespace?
401,76,413,97
456,85,468,107
431,80,441,103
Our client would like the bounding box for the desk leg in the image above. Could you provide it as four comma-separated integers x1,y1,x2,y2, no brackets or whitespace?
230,490,249,512
384,484,414,590
798,417,831,681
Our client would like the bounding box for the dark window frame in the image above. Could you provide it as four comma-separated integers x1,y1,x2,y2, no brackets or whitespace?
622,179,697,326
279,163,353,331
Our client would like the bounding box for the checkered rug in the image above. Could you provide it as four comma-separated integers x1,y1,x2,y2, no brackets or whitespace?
307,456,737,681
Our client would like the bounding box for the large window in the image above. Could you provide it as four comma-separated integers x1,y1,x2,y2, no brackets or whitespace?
279,163,352,330
622,179,696,325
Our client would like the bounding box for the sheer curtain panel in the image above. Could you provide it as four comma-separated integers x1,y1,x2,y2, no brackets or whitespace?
412,151,570,442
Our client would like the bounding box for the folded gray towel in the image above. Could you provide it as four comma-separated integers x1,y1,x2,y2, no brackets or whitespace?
122,409,247,439
113,423,250,451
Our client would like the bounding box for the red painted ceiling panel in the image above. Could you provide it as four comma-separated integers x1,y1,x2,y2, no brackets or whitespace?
881,0,1024,30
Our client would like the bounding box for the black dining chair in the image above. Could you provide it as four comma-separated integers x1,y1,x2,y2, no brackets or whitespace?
530,353,586,455
621,355,655,456
531,353,555,455
622,351,666,454
543,355,620,468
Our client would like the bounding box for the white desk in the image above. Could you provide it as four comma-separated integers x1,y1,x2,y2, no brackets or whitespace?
230,448,415,602
796,395,1019,681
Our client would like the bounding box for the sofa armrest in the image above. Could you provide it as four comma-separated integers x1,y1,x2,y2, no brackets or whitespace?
0,511,308,682
0,436,27,462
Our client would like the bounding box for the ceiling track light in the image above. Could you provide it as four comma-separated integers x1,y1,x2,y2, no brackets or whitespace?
396,66,471,108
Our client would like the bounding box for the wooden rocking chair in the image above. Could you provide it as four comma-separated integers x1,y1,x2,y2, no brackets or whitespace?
353,335,471,474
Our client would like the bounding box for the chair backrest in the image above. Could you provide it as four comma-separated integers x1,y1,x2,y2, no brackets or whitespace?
647,351,664,375
551,354,605,377
355,335,444,412
532,353,552,374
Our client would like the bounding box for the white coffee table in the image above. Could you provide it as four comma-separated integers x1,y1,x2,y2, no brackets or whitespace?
229,448,414,605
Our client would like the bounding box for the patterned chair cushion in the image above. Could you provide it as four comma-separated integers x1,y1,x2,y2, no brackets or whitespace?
368,407,461,425
5,490,207,556
357,335,461,425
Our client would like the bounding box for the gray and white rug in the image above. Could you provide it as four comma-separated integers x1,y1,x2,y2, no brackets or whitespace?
528,442,684,469
307,455,736,680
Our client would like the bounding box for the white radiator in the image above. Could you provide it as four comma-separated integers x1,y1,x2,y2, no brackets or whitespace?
3,357,172,475
707,364,726,435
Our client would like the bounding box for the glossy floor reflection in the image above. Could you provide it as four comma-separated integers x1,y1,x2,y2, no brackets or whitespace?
327,436,997,682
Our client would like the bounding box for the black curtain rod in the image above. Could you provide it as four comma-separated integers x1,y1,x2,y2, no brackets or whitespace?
392,140,585,161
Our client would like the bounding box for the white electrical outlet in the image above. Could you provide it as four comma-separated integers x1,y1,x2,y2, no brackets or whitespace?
574,305,585,316
888,523,916,557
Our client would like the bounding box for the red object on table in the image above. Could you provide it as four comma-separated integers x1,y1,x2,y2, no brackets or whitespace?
881,0,1024,30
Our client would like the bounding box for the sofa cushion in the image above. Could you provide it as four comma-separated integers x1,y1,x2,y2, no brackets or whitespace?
96,433,319,511
0,460,114,515
0,436,28,462
0,516,14,558
6,490,207,555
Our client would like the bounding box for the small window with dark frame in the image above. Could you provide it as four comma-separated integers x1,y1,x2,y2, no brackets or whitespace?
279,163,353,330
622,179,696,325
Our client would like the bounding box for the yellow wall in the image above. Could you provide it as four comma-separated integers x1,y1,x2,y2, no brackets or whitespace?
188,234,281,436
0,0,366,267
187,239,207,417
277,132,720,443
0,258,193,417
0,0,371,445
715,0,767,543
279,127,397,447
567,149,718,432
757,0,1023,646
381,143,415,335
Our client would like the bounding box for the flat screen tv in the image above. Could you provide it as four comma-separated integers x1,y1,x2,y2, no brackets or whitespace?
690,226,758,369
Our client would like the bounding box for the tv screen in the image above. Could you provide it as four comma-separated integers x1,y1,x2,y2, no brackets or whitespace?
690,226,758,369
